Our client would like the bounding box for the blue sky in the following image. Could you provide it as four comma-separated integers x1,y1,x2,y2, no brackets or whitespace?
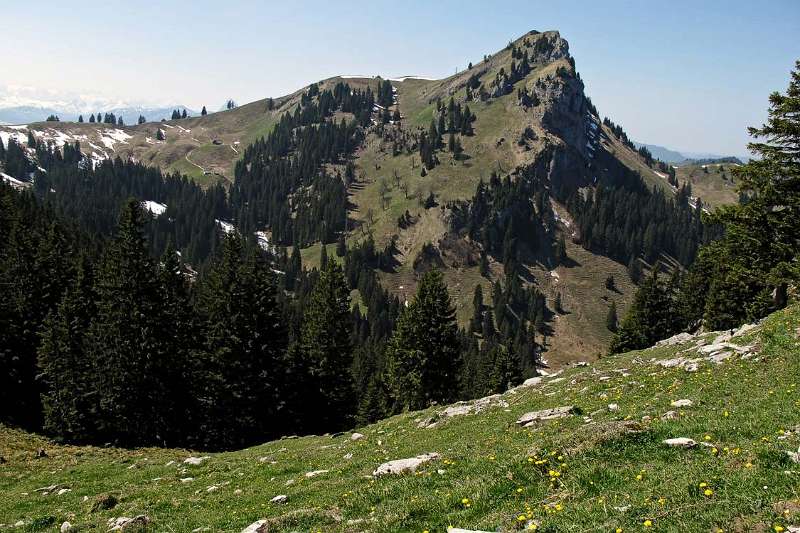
4,0,798,155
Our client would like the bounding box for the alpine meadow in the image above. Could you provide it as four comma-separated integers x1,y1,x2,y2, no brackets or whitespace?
0,4,798,532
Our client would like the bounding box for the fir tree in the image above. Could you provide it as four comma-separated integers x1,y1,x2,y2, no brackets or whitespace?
201,106,208,116
84,199,172,446
195,233,286,449
606,301,618,332
298,259,355,432
37,256,96,442
386,269,461,411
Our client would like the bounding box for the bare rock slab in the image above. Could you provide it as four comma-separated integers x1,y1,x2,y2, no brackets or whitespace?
663,437,697,448
516,406,576,427
373,453,439,476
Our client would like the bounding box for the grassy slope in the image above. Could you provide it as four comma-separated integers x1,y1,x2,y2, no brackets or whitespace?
2,304,798,532
675,163,740,209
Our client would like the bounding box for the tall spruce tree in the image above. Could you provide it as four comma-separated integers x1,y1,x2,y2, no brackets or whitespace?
298,259,355,432
37,256,97,442
386,269,461,411
195,233,286,449
609,269,679,353
85,199,172,446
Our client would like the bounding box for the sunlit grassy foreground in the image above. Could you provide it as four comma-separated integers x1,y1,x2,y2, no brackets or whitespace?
1,305,798,532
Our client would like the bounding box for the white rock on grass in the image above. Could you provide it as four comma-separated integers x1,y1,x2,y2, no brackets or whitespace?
305,470,328,478
608,403,620,411
373,453,439,476
60,522,72,533
516,406,576,427
184,456,210,465
108,516,149,531
663,438,697,448
655,332,695,347
788,446,800,464
241,520,267,533
351,432,365,441
447,528,495,533
734,323,759,337
670,399,693,408
270,494,288,504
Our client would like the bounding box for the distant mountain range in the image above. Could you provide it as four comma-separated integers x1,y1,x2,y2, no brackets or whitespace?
633,141,749,164
0,105,196,126
0,85,196,125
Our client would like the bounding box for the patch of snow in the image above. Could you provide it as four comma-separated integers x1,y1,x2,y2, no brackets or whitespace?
0,129,29,148
254,231,274,252
141,200,167,216
99,128,131,150
216,219,235,234
1,172,31,190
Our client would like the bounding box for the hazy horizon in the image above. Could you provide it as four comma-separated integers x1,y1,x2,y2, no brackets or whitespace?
4,0,799,156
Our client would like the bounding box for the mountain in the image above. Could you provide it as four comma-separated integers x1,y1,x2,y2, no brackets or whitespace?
1,303,796,531
0,30,707,367
0,105,196,126
633,141,687,163
634,141,748,165
0,86,196,125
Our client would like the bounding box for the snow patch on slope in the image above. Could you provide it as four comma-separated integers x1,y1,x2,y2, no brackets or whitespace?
142,200,167,216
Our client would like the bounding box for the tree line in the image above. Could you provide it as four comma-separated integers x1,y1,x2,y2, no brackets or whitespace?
610,61,800,351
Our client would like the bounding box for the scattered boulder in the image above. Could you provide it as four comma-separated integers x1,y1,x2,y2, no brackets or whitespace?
608,403,620,411
270,494,288,504
373,453,439,476
516,406,577,427
519,376,543,388
108,515,149,531
663,438,697,448
60,522,72,533
661,410,679,420
655,332,695,347
350,432,365,441
419,394,509,428
670,399,693,408
241,520,267,533
305,470,328,478
183,456,210,465
734,323,759,337
36,448,48,458
788,446,800,464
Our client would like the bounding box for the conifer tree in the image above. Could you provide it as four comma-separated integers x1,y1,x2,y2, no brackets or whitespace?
609,270,678,353
38,256,96,442
298,259,354,431
195,233,286,449
201,106,208,116
85,199,171,446
606,301,618,332
386,269,460,411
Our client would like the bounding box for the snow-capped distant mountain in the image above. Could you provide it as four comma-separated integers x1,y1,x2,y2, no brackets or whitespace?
0,85,196,125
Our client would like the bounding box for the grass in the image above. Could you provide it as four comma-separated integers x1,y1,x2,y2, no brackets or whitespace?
2,304,798,532
675,163,740,209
